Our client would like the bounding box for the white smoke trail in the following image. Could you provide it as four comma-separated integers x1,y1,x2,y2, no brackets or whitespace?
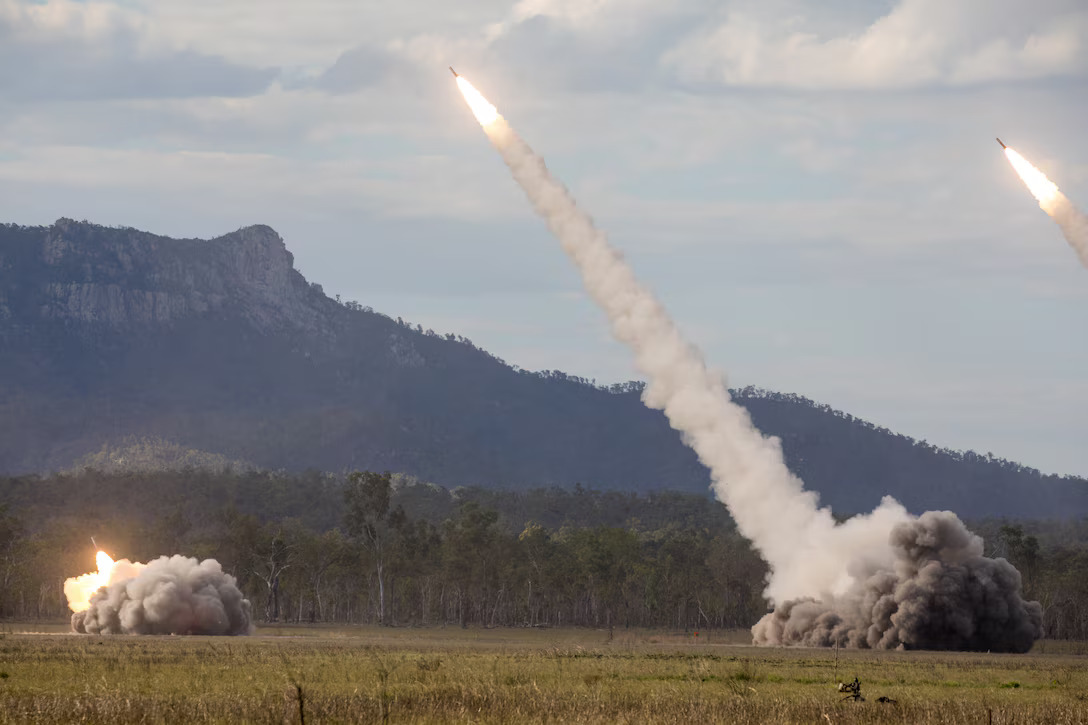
471,110,911,606
458,78,1041,651
1042,195,1088,269
1004,147,1088,269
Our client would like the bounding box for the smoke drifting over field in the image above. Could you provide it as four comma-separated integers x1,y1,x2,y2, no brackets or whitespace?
70,555,253,636
456,75,1042,652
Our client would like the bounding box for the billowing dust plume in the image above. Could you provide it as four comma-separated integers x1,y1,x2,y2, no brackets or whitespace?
456,74,1042,651
1004,145,1088,269
752,511,1042,651
67,552,252,635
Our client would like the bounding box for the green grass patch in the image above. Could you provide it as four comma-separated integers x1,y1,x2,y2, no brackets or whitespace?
0,627,1086,723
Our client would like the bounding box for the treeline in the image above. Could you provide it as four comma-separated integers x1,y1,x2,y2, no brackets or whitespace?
0,466,735,538
0,471,766,630
2,468,1088,637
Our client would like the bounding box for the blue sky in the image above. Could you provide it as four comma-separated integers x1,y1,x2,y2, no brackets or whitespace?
1,0,1086,477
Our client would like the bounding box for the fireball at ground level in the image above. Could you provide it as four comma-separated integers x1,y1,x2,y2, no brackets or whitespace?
66,552,253,636
63,551,144,613
453,72,1043,652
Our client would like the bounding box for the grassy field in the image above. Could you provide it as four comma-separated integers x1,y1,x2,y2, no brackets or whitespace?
1,623,1087,723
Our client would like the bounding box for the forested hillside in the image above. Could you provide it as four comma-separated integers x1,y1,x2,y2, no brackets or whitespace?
1,219,1085,518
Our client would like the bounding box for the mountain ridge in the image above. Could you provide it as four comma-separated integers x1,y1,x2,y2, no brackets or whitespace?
1,218,1084,518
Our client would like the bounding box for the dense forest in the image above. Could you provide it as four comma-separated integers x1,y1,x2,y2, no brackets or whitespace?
2,467,1087,639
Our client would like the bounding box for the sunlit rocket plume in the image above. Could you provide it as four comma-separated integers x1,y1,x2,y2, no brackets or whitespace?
455,76,500,127
1003,145,1088,269
1004,148,1059,207
455,74,1043,652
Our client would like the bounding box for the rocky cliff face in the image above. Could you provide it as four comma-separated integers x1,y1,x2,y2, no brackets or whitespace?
28,219,328,333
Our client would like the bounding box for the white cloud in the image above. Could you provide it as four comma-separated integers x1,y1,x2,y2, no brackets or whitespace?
0,0,277,101
485,0,657,39
0,0,134,40
662,0,1088,89
129,0,512,69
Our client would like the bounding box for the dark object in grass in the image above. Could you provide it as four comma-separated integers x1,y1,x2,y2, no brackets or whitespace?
838,677,864,702
294,683,306,725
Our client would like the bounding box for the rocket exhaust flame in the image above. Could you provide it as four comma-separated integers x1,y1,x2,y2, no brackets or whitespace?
1002,144,1088,269
63,550,143,613
1005,147,1060,208
64,550,253,635
455,76,499,127
455,73,1043,651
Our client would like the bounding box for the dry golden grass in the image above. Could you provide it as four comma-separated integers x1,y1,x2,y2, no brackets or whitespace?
1,624,1086,723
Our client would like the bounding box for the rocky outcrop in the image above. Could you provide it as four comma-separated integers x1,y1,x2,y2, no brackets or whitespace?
27,219,329,333
44,283,196,324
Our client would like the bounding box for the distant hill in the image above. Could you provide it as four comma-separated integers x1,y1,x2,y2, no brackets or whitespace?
67,437,255,475
1,219,1084,518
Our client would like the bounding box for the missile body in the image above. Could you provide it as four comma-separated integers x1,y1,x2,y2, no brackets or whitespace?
449,66,458,77
997,138,1007,149
91,536,97,550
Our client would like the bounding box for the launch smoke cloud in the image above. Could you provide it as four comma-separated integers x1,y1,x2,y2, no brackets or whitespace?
70,555,253,636
456,74,1042,652
752,511,1042,651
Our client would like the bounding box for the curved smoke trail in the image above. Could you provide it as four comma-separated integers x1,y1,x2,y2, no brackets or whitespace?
458,75,1042,651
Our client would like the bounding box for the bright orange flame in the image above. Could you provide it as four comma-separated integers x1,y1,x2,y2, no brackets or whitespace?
455,75,500,127
1004,147,1061,211
64,550,145,613
64,551,114,613
95,550,113,574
